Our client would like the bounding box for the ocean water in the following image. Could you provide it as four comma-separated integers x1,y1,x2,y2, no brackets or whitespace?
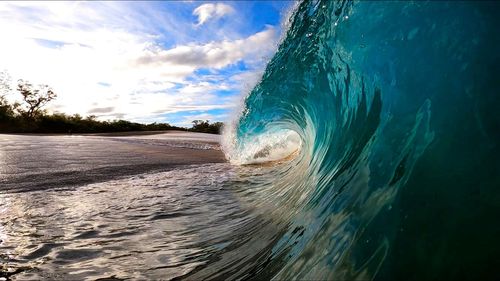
224,0,499,280
1,0,499,280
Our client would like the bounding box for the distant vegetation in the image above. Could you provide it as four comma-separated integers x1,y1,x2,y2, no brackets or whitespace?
0,74,223,134
188,120,224,134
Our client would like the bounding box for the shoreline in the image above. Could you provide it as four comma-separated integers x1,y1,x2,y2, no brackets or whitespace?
84,130,188,137
0,133,227,194
1,163,202,194
0,130,219,137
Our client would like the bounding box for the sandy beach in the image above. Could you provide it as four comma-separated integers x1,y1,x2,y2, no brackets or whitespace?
0,131,226,193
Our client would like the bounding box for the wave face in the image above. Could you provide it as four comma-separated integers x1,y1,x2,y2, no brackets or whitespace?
220,0,500,280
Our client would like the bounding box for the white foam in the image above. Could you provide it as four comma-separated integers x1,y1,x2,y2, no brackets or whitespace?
223,129,302,165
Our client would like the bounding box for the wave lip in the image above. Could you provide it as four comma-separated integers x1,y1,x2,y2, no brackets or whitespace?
224,129,302,165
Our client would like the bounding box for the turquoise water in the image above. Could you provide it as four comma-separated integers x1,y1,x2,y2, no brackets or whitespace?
224,0,499,279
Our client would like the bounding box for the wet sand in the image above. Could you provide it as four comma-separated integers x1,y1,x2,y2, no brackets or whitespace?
0,132,226,193
84,130,187,137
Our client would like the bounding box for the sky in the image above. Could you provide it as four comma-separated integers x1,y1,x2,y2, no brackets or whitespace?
0,1,293,126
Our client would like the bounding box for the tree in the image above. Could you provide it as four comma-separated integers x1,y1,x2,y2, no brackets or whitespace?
190,120,224,134
211,121,224,134
85,115,97,122
191,119,210,131
0,71,16,121
17,80,57,118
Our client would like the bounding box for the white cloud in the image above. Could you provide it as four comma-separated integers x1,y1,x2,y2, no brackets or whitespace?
193,3,235,26
0,2,280,124
135,26,277,70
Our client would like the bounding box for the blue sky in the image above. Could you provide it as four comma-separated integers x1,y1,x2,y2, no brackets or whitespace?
0,1,293,126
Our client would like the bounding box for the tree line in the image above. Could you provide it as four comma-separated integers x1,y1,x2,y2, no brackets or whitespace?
0,75,223,134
